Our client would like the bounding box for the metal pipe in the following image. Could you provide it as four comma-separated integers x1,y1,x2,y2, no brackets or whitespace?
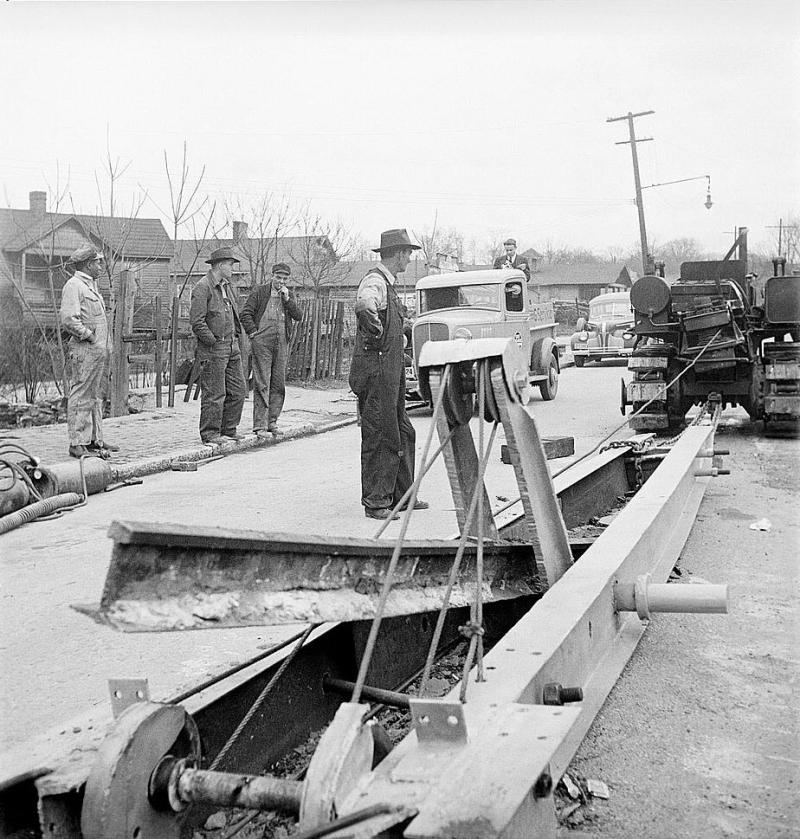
323,676,410,709
176,767,302,814
616,576,729,621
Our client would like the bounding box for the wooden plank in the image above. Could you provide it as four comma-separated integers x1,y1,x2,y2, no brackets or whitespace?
502,436,574,463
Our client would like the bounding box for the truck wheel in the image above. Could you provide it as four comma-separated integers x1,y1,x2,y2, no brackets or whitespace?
575,355,586,368
539,355,559,401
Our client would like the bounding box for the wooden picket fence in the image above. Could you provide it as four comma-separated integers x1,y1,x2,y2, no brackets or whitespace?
286,298,352,381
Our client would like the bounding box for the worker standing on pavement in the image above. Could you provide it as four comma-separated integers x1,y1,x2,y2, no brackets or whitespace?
189,247,247,443
349,229,428,520
241,262,302,438
59,243,118,459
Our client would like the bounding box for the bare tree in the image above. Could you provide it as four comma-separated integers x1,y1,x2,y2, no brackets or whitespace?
224,192,294,288
289,203,358,298
413,212,463,268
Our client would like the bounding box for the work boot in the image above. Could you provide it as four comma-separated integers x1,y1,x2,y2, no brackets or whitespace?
201,435,224,444
255,429,272,440
223,432,244,441
364,507,400,521
267,423,278,434
68,445,90,458
88,441,119,453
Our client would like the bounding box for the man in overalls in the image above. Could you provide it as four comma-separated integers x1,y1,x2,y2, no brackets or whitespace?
241,262,302,438
349,229,428,520
189,247,247,443
60,243,117,458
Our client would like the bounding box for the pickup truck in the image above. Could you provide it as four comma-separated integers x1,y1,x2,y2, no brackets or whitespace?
406,268,561,403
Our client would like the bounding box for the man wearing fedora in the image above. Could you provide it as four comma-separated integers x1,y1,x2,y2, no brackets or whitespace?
349,229,428,520
60,243,118,458
493,238,530,281
241,262,302,437
190,247,247,443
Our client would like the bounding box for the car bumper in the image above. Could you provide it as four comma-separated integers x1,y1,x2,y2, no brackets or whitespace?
572,348,634,359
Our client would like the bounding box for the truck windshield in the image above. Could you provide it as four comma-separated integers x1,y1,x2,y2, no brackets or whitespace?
590,299,631,320
419,283,500,313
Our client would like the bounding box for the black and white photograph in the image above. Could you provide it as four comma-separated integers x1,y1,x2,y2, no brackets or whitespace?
0,1,797,837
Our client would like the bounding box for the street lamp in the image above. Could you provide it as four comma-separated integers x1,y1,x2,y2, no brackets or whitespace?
641,174,713,210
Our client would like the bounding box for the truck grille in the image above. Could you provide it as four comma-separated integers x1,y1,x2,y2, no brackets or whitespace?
413,322,449,368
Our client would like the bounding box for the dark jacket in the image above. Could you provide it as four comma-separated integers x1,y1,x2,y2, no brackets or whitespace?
241,283,302,342
493,253,530,281
190,272,243,346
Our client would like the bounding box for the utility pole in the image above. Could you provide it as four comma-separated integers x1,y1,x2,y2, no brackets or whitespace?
608,110,654,275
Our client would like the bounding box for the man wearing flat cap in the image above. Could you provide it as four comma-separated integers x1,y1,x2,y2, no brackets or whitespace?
60,243,118,458
189,247,247,443
241,262,302,437
493,238,530,281
349,228,428,520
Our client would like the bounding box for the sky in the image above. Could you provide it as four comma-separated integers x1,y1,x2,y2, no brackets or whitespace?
1,0,798,264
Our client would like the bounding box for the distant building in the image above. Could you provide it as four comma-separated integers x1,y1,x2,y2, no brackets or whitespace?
0,190,172,327
172,226,429,308
528,263,629,302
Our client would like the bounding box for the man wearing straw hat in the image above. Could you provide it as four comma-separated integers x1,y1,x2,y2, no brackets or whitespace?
349,229,428,520
241,262,302,438
189,247,247,443
60,243,117,458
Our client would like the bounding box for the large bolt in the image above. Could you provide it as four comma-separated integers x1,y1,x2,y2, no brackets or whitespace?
532,772,553,799
542,682,584,706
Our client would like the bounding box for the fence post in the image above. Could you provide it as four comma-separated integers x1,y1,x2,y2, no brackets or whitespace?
154,294,163,408
110,270,130,416
167,289,179,408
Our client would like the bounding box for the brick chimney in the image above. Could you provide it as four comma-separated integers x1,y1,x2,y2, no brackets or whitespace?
232,220,248,243
29,191,47,217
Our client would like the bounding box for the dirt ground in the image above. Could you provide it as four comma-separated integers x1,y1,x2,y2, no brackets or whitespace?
561,420,799,838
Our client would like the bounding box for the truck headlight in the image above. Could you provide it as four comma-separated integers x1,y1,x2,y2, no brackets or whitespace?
454,327,473,340
577,332,589,342
622,331,634,340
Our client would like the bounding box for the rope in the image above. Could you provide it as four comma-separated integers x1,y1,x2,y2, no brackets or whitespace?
210,624,315,771
418,419,499,699
351,367,452,702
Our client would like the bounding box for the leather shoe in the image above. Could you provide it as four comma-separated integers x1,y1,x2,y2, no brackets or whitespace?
69,445,90,458
222,432,244,441
364,507,400,521
267,424,278,434
399,499,430,511
88,441,119,452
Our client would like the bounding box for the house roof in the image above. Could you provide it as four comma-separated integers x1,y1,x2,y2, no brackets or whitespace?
0,208,172,259
531,262,628,286
172,235,335,277
519,247,544,260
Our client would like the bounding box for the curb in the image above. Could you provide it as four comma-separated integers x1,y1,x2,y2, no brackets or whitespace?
111,415,358,481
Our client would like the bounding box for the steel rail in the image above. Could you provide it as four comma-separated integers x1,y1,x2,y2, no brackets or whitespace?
332,418,724,836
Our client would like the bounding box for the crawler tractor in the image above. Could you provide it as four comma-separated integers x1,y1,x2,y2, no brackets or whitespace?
621,228,800,431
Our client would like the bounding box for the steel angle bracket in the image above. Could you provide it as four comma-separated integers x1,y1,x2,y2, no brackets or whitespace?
333,421,725,838
334,702,580,839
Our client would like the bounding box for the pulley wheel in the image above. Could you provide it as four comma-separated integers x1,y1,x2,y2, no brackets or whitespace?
81,702,201,839
442,361,475,427
299,702,375,828
480,359,502,423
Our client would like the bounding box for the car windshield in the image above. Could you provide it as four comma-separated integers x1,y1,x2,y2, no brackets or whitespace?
419,283,500,313
590,299,631,320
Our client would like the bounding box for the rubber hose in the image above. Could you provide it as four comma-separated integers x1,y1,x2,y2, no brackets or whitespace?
0,492,83,535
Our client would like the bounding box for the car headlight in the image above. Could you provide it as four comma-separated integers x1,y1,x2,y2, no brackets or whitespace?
577,332,589,342
622,331,634,340
454,327,473,340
